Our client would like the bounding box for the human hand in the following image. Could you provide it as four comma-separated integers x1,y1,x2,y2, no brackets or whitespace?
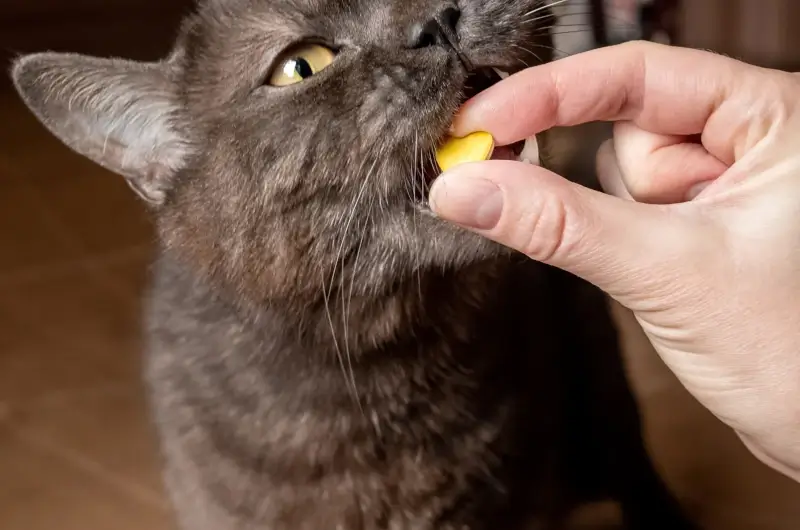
429,41,800,480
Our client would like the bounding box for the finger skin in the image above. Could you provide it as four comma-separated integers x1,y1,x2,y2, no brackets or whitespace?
429,160,692,297
452,41,778,165
440,45,800,482
595,140,633,200
611,121,728,203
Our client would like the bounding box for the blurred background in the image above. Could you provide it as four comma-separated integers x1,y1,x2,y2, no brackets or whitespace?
1,1,799,529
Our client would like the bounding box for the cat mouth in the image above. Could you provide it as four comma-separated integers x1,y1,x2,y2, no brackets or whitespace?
415,67,539,210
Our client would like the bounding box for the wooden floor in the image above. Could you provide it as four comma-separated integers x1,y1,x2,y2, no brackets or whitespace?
1,87,799,529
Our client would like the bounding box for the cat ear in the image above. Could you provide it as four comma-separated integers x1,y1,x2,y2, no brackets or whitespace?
10,51,189,205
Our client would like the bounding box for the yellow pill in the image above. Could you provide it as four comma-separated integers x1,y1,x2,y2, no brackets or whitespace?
435,131,495,172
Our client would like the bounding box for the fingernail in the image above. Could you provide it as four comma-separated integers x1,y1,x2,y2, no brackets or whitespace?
429,172,503,230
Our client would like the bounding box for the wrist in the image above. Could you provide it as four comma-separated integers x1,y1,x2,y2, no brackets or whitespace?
737,428,800,483
730,338,800,481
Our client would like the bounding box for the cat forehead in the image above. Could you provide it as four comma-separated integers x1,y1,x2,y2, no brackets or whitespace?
194,0,454,38
180,0,532,100
183,0,467,78
199,0,440,15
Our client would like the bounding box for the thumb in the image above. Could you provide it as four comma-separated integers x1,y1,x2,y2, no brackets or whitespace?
428,160,698,302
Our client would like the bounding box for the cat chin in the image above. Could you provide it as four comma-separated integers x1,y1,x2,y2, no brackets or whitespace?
410,208,511,264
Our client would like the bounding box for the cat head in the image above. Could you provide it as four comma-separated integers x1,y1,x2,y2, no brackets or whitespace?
11,0,555,309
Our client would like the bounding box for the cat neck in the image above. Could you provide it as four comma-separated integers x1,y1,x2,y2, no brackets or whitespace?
144,251,546,490
146,250,522,379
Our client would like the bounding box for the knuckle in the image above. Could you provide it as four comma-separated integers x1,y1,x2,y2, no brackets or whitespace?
518,192,578,264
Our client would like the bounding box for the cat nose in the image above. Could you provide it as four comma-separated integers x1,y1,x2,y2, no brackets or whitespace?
408,5,461,49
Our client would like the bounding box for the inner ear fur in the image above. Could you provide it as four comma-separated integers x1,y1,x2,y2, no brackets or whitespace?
11,49,189,205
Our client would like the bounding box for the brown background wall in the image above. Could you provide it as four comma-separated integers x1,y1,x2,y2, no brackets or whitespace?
0,0,192,89
679,0,800,68
3,0,799,69
2,1,798,91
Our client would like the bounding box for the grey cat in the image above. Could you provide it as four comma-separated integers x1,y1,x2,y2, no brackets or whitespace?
11,0,696,529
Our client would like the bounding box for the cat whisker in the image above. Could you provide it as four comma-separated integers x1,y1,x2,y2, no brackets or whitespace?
413,131,423,301
511,43,544,66
338,148,390,420
320,269,353,415
522,0,574,20
524,7,639,30
342,201,372,422
549,28,596,38
326,154,375,300
324,154,378,414
518,40,576,61
521,11,560,26
530,40,575,55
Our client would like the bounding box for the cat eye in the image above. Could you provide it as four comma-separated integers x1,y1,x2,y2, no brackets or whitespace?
268,44,336,87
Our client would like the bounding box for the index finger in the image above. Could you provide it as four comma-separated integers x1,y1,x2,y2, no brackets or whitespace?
453,41,745,147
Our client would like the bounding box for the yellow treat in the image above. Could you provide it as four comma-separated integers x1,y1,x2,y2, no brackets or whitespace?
435,131,495,172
